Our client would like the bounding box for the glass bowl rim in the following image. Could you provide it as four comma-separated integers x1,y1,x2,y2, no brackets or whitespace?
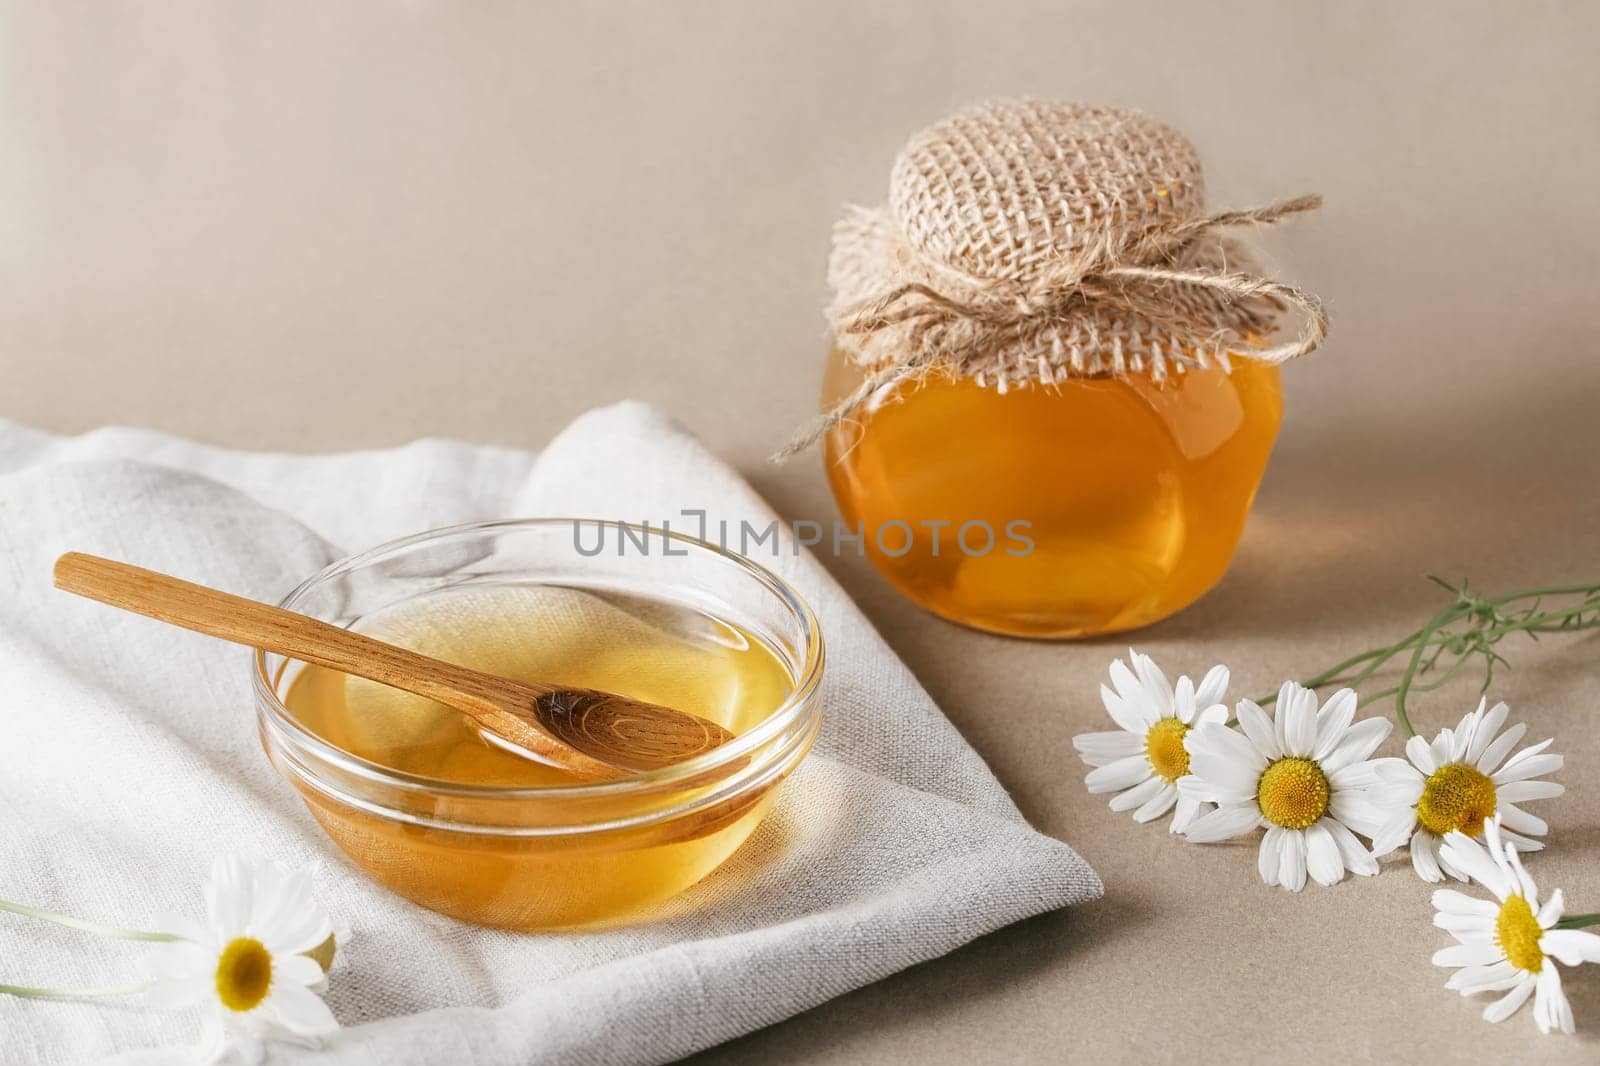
251,517,825,803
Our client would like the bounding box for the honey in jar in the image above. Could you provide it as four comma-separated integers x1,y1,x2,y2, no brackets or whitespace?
807,99,1325,638
823,355,1283,637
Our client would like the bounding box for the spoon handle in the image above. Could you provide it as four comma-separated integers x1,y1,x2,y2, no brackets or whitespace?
51,552,640,777
54,552,516,706
54,552,737,778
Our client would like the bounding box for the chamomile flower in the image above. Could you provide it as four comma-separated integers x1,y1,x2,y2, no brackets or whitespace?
146,855,339,1065
1432,816,1600,1033
1367,699,1563,882
1178,682,1391,890
1074,650,1229,833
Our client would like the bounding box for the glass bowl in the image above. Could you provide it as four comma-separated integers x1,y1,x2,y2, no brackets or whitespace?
252,519,824,930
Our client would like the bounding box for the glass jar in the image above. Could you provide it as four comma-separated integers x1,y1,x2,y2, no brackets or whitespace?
822,352,1283,638
811,99,1320,640
253,519,824,929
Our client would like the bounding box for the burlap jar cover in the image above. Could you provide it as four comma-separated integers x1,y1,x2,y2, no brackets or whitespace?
780,98,1328,457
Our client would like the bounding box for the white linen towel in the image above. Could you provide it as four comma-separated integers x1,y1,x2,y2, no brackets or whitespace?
0,402,1100,1065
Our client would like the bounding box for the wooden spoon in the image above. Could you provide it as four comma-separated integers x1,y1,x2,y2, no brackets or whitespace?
53,552,735,779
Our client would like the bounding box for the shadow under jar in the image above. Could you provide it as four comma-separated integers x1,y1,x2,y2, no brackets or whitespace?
253,520,823,930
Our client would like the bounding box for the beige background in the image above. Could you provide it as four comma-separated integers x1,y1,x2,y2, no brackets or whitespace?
5,2,1599,1062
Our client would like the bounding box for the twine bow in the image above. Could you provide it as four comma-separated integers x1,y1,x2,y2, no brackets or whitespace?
775,194,1327,461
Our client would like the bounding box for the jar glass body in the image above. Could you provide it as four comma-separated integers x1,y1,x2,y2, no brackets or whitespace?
822,349,1283,638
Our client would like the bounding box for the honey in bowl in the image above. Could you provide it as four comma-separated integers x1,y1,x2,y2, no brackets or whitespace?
257,521,823,931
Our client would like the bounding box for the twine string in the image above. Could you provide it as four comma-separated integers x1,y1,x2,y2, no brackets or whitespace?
775,194,1326,460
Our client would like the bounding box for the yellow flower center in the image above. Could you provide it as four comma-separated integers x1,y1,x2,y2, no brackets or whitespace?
1495,895,1544,973
215,937,273,1013
1144,717,1191,782
1416,763,1497,837
1257,757,1331,830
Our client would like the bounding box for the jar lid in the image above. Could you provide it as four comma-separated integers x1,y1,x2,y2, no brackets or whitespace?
784,99,1326,458
889,101,1207,284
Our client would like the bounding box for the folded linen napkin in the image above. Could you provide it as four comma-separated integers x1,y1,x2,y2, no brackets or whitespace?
0,402,1100,1065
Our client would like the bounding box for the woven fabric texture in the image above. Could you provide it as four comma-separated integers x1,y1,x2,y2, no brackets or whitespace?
0,402,1099,1065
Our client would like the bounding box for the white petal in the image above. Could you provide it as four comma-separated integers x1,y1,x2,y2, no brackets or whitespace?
264,982,338,1037
1494,801,1550,837
1109,656,1143,704
1475,721,1526,773
1464,701,1509,765
1234,699,1281,760
1101,670,1154,733
1130,650,1175,712
273,953,326,990
145,940,214,983
1538,888,1565,928
1187,721,1269,771
1312,689,1358,761
257,883,332,958
1304,821,1345,886
1282,686,1318,757
1439,833,1511,897
1187,750,1263,802
1481,975,1535,1022
206,854,252,939
1494,779,1563,804
1322,718,1392,772
1542,929,1600,966
1498,828,1545,853
1429,731,1455,772
1073,730,1143,767
1086,755,1151,794
1433,889,1498,917
1176,773,1221,802
1435,911,1493,936
1131,782,1179,823
143,974,206,1010
1368,808,1416,857
1258,828,1285,886
1328,791,1385,838
1325,819,1379,876
1184,802,1263,843
1435,846,1475,885
1446,960,1520,996
1411,830,1445,883
1533,964,1574,1035
1328,761,1384,792
1194,665,1230,710
1503,846,1540,904
1170,795,1204,834
1172,675,1197,724
1277,830,1307,891
1433,942,1505,968
1492,752,1563,786
1108,774,1165,812
1195,704,1229,728
1370,756,1424,787
1405,734,1437,775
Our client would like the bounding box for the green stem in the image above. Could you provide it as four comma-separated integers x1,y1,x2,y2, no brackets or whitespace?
0,980,153,1000
1251,577,1600,740
1555,913,1600,930
0,899,179,942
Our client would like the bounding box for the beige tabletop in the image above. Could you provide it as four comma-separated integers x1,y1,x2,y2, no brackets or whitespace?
6,3,1599,1063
